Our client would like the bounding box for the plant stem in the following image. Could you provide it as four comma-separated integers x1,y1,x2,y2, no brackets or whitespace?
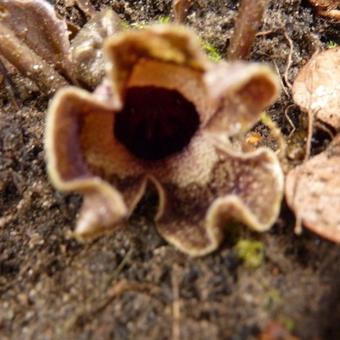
227,0,269,60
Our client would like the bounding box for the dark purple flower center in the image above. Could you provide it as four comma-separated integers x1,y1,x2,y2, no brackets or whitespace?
114,86,199,161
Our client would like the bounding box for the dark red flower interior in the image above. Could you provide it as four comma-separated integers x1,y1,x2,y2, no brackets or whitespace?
114,86,200,161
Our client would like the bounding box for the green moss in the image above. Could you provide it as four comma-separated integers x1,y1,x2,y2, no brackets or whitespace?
128,16,170,30
327,41,338,49
279,316,295,332
234,239,265,268
130,21,147,29
117,19,222,63
157,16,171,24
201,40,222,62
265,288,282,310
121,20,131,30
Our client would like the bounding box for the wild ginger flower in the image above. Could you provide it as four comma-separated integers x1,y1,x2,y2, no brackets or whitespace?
45,25,283,256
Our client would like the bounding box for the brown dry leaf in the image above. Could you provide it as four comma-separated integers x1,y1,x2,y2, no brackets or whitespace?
292,47,340,130
309,0,340,20
286,135,340,243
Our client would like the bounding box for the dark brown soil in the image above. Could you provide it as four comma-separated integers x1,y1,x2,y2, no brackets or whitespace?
1,1,339,339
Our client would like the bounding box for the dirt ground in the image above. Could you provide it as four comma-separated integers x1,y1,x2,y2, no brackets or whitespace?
0,0,340,339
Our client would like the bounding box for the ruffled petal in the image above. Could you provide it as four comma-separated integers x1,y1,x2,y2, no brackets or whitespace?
204,62,280,136
104,24,210,108
151,135,283,256
45,87,147,240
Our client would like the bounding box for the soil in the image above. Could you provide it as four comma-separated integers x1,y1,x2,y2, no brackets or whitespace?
0,0,339,339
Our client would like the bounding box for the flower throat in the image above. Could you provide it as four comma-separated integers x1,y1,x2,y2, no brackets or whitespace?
114,86,199,161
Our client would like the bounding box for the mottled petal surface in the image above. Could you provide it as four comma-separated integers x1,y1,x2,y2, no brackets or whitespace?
46,87,147,240
204,62,280,135
104,25,209,106
153,136,283,256
45,24,283,255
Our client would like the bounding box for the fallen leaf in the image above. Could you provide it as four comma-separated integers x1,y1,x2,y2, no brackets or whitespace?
309,0,340,20
292,47,340,130
286,135,340,243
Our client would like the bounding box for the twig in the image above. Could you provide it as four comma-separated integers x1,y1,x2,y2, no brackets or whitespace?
261,112,287,162
273,61,290,97
304,108,314,161
284,104,297,137
314,121,335,139
255,29,275,37
283,30,294,90
227,0,269,60
171,265,181,340
66,0,97,18
64,280,161,332
0,57,20,109
172,0,193,23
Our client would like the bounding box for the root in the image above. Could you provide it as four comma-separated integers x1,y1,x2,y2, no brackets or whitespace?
283,31,294,90
171,265,182,340
284,104,297,137
261,112,287,162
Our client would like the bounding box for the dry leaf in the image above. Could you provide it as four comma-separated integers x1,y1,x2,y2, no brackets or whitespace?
292,47,340,130
286,135,340,243
309,0,340,20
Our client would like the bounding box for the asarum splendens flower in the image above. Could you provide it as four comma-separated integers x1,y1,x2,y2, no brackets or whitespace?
45,25,284,256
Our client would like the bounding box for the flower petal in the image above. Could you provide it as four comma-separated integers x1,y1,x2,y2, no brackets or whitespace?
204,62,280,135
45,87,147,240
126,59,214,125
152,136,283,256
286,135,340,243
104,25,209,107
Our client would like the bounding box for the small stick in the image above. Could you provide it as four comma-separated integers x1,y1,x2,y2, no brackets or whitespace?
283,30,294,90
171,265,181,340
0,57,20,109
66,0,97,18
284,104,297,137
227,0,269,60
273,61,290,97
314,121,335,139
0,23,68,95
261,112,287,162
173,0,193,23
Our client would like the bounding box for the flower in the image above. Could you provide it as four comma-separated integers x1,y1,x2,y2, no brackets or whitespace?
45,25,283,256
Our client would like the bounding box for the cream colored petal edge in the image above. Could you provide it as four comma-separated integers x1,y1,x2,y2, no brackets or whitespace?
45,87,128,237
204,62,280,135
208,148,284,231
103,24,209,107
152,146,284,257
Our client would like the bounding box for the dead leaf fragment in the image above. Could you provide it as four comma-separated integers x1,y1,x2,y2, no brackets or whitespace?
286,135,340,243
292,47,340,130
309,0,340,20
